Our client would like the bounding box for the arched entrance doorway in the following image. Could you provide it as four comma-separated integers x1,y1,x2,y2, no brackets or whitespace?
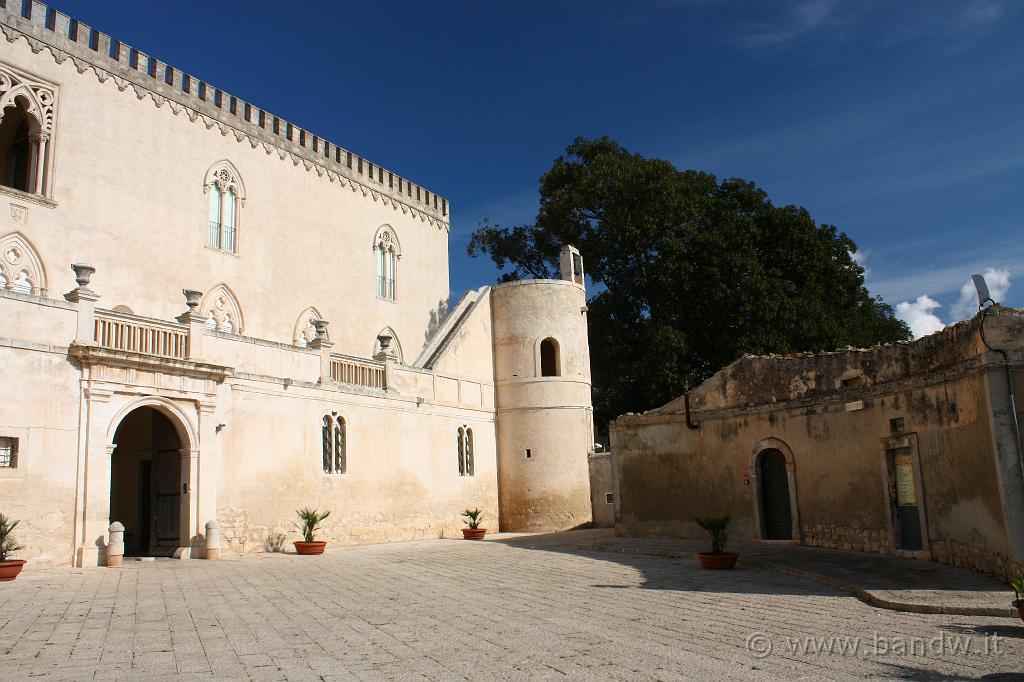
758,449,793,540
110,407,185,556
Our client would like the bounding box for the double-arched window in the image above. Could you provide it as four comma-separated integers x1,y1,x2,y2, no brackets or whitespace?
205,161,245,254
457,426,474,476
373,226,399,301
0,64,56,197
322,414,347,474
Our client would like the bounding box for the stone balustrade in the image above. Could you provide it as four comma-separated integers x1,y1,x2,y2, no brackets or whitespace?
330,354,387,390
94,310,188,359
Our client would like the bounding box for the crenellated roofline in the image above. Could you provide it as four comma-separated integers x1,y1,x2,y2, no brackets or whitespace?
0,0,450,229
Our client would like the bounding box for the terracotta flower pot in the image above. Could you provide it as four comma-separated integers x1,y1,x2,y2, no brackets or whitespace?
0,559,26,581
293,541,327,555
697,552,738,570
462,528,487,540
1013,599,1024,622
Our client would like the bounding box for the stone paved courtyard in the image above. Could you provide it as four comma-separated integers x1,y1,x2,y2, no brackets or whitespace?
1,536,1022,680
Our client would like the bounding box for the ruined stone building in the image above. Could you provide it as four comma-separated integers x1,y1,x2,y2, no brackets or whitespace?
607,306,1024,578
0,2,594,568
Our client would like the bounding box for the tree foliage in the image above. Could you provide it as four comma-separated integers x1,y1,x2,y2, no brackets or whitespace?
468,137,911,437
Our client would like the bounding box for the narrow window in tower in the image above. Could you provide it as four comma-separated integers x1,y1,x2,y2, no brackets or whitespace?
525,448,532,459
465,428,475,476
540,338,560,377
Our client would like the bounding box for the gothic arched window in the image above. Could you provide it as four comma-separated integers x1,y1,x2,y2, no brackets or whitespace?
0,232,46,296
204,161,245,254
373,226,400,301
200,283,244,335
0,65,56,196
322,414,347,474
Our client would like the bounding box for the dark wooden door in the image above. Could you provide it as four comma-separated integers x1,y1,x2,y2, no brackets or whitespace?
151,448,181,554
760,450,793,540
889,447,923,550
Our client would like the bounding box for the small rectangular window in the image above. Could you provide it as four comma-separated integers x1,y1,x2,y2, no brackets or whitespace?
890,417,905,434
525,448,532,459
0,437,16,468
605,493,614,504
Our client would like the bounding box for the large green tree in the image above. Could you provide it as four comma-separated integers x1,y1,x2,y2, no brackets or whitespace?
468,137,910,437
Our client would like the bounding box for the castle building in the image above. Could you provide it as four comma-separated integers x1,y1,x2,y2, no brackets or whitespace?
0,2,594,568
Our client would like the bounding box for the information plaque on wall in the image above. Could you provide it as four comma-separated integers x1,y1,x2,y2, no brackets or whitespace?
894,453,917,506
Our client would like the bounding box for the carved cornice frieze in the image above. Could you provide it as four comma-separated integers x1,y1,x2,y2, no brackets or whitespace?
70,343,234,383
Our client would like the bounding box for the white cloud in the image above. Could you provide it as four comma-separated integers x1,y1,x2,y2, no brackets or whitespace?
895,295,946,340
949,267,1011,322
850,248,870,276
739,0,839,48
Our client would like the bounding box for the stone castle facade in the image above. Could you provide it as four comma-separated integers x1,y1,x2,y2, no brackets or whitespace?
0,2,594,568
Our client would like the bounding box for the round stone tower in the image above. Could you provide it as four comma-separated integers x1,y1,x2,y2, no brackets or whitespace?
491,245,594,532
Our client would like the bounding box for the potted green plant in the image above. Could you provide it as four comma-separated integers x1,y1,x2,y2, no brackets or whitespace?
0,513,26,581
461,509,487,540
695,515,738,570
1010,570,1024,622
293,507,331,555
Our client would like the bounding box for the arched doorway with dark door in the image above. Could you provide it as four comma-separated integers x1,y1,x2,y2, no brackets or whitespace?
750,439,800,542
110,406,186,556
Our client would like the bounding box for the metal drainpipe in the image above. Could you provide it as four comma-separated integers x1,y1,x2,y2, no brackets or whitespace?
980,306,1024,481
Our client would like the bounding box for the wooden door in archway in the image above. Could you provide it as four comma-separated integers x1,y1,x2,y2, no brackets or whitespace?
759,449,793,540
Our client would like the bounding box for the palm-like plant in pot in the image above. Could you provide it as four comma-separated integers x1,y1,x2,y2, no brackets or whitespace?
695,515,738,570
1010,571,1024,622
0,513,26,581
461,509,487,540
293,507,331,555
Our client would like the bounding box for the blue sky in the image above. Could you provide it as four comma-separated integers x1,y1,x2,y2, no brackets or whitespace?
51,0,1023,337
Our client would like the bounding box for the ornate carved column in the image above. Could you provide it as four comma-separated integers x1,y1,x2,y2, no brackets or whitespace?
30,132,49,195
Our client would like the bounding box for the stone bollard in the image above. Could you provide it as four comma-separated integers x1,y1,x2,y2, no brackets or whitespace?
205,520,221,560
107,522,124,568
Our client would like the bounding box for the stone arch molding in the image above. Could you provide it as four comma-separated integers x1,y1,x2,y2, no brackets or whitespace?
105,395,198,450
200,283,244,334
293,305,326,347
372,224,401,258
0,231,46,295
748,437,802,543
0,63,56,135
203,160,246,204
